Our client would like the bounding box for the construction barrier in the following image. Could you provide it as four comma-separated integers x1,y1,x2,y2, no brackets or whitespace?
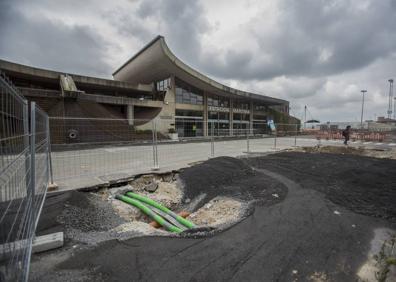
315,131,387,142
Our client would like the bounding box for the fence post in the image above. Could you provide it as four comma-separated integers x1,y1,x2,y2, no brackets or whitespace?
23,101,30,194
246,128,250,153
46,118,55,185
29,102,37,233
210,120,214,157
151,119,159,170
273,129,277,149
294,124,297,147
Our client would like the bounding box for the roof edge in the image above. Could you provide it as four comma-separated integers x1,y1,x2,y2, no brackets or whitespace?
112,36,288,105
112,35,164,76
0,59,150,91
158,38,288,104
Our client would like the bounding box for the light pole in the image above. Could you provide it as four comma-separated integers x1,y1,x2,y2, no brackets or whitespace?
360,90,367,129
388,79,393,119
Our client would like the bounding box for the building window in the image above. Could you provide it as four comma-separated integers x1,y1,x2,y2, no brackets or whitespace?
269,105,289,113
233,113,250,125
156,78,171,91
175,110,204,137
254,104,267,111
175,109,203,119
234,100,249,110
208,95,229,107
208,111,230,136
175,78,203,105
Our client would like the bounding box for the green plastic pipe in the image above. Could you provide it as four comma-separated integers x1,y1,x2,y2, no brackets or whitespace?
149,206,187,231
115,194,182,233
125,192,196,229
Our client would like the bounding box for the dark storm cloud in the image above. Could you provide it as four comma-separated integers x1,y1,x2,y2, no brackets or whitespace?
156,0,210,61
106,0,210,66
105,7,155,43
198,0,396,81
136,1,156,19
0,0,112,78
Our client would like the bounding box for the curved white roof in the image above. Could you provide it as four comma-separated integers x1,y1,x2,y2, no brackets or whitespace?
113,36,287,105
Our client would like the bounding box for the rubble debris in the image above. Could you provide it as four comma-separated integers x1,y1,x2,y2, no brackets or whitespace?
144,182,158,193
186,197,245,228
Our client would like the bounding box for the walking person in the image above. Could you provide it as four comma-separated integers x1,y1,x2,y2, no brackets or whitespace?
342,125,351,145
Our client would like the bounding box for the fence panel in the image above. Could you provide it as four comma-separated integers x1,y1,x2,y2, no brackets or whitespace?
49,118,154,184
0,73,49,281
49,117,306,188
156,119,211,170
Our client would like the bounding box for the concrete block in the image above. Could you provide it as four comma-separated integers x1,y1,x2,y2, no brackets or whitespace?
48,182,59,192
144,182,158,192
32,232,64,254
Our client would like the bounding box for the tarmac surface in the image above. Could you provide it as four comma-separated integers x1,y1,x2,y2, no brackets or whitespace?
30,153,396,281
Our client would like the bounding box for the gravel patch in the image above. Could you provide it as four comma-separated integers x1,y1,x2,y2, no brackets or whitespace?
187,197,245,228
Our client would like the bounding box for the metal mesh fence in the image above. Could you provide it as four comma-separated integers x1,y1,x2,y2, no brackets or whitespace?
49,118,155,182
49,117,304,187
48,116,396,191
0,73,49,282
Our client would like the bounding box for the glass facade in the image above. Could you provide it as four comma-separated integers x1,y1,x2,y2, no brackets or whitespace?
232,113,250,135
233,100,250,110
156,78,171,91
175,110,203,137
270,105,289,113
175,78,203,105
253,119,268,135
172,76,282,137
207,95,229,107
208,111,230,136
254,104,267,111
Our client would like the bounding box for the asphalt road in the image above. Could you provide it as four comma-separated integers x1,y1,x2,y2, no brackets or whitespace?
30,154,396,281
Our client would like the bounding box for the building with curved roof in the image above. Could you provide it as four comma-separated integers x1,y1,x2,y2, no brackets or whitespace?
0,36,296,141
113,35,293,136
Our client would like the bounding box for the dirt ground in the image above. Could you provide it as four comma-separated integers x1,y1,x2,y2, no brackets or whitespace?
179,156,287,209
30,149,396,281
245,150,396,223
295,144,396,159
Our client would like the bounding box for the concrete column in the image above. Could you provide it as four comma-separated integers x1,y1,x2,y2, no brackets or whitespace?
229,98,233,136
250,101,254,134
127,104,134,125
203,92,208,137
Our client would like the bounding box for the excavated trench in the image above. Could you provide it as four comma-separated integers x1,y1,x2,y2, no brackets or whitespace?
32,150,396,281
37,147,396,245
36,157,288,246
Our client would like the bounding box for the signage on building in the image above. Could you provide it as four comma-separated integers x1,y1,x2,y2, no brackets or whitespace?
267,119,276,131
233,108,250,114
208,106,230,113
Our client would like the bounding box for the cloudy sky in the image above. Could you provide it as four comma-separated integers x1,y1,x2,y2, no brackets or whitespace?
1,0,396,122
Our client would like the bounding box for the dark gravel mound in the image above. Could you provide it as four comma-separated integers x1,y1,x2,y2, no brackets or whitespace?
246,152,396,223
36,191,125,237
179,156,287,208
58,191,125,233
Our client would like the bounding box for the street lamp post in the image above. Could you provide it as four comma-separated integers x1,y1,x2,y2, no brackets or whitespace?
360,90,367,129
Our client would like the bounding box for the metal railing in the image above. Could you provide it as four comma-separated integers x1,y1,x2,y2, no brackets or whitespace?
0,72,50,282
